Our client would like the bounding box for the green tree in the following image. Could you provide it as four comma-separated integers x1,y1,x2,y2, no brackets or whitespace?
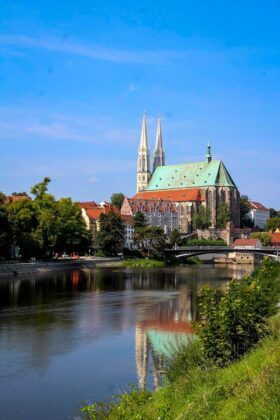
0,193,11,258
266,217,280,232
95,212,125,256
216,203,231,229
133,211,147,229
55,198,90,254
169,228,181,247
240,195,253,228
7,197,38,259
31,181,59,258
192,206,211,229
111,193,125,210
31,177,51,200
144,226,166,257
132,212,148,248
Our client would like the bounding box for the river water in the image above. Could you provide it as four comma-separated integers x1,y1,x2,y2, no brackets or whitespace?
0,265,252,419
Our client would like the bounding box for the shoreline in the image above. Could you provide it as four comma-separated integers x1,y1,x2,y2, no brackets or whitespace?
0,257,256,278
0,257,124,278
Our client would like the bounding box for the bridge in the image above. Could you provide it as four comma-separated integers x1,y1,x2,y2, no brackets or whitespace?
165,246,280,260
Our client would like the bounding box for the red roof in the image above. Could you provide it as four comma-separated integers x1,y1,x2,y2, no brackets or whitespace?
249,201,269,211
133,188,204,202
81,202,120,220
233,238,259,247
77,201,97,209
85,208,102,220
271,233,280,245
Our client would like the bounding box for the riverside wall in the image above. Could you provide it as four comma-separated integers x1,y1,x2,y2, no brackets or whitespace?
0,258,123,278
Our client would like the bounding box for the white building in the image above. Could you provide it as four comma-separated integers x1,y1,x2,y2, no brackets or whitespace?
121,215,135,249
248,201,270,229
229,238,262,264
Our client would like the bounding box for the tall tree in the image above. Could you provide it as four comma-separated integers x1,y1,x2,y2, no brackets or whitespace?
56,198,90,253
31,180,58,258
193,206,211,229
132,211,148,248
169,228,181,247
95,212,125,256
0,193,11,259
240,195,253,228
111,193,125,210
144,226,166,257
217,203,231,229
7,197,38,259
31,177,51,200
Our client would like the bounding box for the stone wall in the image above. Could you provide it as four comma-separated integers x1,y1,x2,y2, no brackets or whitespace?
197,222,252,245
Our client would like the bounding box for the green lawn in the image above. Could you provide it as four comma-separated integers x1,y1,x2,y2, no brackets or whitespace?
123,259,165,268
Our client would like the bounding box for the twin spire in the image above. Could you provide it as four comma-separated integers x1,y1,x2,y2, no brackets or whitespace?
137,112,213,193
138,112,165,172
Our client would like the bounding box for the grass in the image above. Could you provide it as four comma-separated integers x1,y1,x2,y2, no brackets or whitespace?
82,315,280,419
123,259,165,268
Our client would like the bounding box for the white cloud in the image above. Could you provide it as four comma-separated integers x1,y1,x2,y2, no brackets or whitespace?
0,106,139,145
0,34,184,65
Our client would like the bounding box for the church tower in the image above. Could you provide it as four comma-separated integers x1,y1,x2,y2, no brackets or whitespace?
153,115,165,171
137,112,151,192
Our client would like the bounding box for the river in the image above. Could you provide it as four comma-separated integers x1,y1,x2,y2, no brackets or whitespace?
0,265,252,419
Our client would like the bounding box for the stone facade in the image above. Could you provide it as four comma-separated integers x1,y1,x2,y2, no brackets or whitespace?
121,197,178,234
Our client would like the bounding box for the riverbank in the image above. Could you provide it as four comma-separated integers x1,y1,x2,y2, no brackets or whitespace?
82,261,280,419
83,315,280,419
0,257,123,277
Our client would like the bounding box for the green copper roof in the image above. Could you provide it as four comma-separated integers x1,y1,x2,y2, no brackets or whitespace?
146,160,236,190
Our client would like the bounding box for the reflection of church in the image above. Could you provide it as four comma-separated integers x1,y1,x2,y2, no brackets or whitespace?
135,284,194,390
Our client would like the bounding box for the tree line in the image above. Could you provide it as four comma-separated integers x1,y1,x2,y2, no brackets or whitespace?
0,178,90,260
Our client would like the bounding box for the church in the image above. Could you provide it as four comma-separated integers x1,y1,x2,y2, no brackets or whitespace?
133,113,240,232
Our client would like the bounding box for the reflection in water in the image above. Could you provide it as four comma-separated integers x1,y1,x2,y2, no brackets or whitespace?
0,265,252,420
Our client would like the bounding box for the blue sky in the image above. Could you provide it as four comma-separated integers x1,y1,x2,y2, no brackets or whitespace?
0,0,279,208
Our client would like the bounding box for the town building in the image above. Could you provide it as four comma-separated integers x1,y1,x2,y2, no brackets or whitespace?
4,193,31,204
121,196,178,234
247,201,270,229
271,232,280,247
229,238,262,264
136,113,240,233
78,201,134,249
121,215,135,249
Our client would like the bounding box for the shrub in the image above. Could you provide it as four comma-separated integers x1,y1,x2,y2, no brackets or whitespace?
196,259,280,366
185,239,227,246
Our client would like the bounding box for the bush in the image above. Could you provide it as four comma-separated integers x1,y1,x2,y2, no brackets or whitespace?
184,239,227,246
196,259,280,366
250,231,271,246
